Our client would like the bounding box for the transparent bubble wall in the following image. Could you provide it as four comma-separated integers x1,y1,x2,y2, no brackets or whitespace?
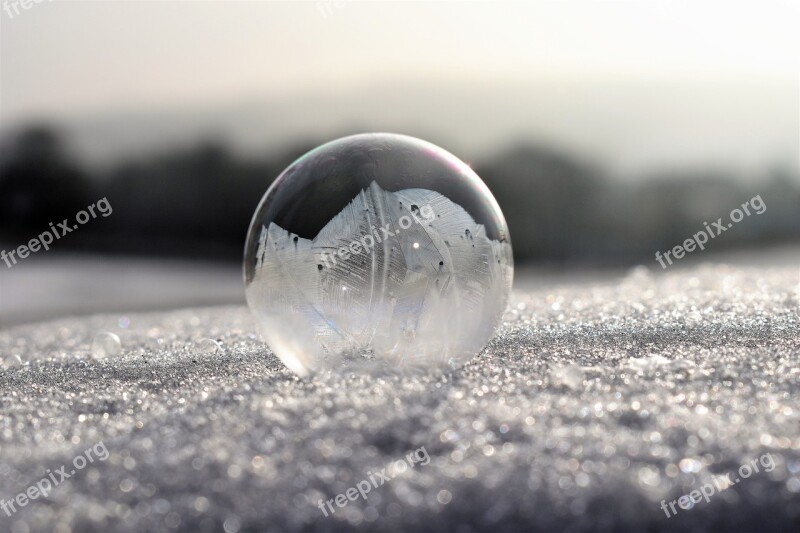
244,134,513,376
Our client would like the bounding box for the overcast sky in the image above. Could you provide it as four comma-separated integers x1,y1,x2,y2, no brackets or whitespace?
1,0,798,174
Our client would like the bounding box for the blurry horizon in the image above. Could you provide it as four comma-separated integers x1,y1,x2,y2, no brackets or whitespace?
2,1,798,177
1,0,799,326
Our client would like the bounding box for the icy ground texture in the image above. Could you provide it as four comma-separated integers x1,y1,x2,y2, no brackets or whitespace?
1,263,799,532
247,181,512,375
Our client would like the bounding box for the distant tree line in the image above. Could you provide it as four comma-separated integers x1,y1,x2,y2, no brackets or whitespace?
1,126,798,265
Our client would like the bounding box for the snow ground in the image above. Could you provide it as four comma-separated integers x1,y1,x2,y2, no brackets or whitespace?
0,260,799,532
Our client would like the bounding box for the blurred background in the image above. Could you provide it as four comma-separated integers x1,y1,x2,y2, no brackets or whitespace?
1,0,798,327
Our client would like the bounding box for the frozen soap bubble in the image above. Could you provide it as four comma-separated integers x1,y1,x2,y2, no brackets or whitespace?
3,354,23,369
91,332,122,359
244,133,513,376
196,338,222,354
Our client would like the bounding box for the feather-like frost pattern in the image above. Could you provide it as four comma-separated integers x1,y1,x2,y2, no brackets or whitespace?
251,181,512,371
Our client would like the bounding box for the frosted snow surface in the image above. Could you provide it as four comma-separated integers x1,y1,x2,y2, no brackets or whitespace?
246,181,513,375
1,260,799,532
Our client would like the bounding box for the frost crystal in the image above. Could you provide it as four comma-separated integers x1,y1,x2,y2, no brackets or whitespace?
248,181,512,375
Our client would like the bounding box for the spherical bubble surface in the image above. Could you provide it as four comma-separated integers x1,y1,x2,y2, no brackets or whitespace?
244,134,513,376
91,331,122,359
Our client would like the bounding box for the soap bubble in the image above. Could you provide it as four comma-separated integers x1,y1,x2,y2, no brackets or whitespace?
244,133,513,376
196,338,222,354
91,332,122,359
3,354,23,369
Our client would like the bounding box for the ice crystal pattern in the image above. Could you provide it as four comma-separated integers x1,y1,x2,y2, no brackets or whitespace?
248,181,512,375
